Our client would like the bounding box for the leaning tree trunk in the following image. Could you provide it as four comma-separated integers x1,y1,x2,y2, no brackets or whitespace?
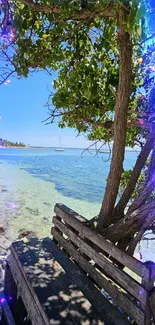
117,141,155,254
101,167,155,254
113,132,155,221
97,8,132,230
106,200,155,243
147,146,155,181
101,176,155,243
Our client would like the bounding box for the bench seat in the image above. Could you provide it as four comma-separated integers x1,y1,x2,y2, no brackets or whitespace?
5,237,130,325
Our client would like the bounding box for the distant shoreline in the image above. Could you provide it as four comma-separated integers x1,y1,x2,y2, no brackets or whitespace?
0,146,27,149
0,146,140,153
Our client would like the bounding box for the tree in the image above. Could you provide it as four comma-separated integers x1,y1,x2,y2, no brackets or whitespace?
1,0,155,255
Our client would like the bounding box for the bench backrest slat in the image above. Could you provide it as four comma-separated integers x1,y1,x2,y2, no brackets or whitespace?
53,203,155,325
54,204,149,281
53,216,147,309
52,226,145,325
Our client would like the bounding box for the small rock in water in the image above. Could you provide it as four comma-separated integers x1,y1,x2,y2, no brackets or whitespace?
0,256,7,269
26,207,40,216
0,236,10,294
0,244,8,257
42,217,49,223
0,237,11,251
1,189,8,193
18,230,37,239
0,227,5,235
0,265,4,281
43,202,51,206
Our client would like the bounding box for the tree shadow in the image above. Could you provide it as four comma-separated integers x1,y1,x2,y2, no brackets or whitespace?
5,237,130,325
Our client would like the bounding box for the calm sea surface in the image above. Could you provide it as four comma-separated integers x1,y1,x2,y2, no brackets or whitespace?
0,147,154,261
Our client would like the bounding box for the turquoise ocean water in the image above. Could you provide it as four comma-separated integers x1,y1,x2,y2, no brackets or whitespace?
0,147,154,261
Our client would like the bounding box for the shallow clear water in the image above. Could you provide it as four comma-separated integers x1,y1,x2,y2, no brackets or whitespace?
0,147,154,261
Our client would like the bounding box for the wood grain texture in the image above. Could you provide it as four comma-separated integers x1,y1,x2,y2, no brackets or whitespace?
54,203,149,282
53,216,147,310
52,228,144,325
43,236,130,325
8,245,48,325
9,237,124,325
149,288,155,324
53,203,155,325
27,237,105,325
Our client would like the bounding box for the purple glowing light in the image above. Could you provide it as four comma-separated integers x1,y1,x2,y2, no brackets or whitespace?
0,296,12,304
149,65,155,72
2,28,15,42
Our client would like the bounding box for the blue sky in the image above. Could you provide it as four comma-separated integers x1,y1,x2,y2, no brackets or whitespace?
0,70,94,148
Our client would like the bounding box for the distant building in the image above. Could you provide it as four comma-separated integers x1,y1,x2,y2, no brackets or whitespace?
0,138,4,146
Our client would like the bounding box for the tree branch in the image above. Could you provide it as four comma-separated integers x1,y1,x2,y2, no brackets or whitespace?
127,221,150,256
102,199,155,243
143,237,155,241
128,171,155,214
113,132,155,220
81,140,99,157
44,106,155,131
20,0,116,20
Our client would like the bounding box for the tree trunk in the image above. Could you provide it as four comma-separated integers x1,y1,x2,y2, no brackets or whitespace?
147,146,155,181
97,8,132,229
128,171,155,214
113,133,155,221
127,223,149,256
101,169,155,248
100,150,155,254
102,199,155,243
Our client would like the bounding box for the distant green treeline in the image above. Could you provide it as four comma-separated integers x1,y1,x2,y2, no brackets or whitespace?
0,138,25,147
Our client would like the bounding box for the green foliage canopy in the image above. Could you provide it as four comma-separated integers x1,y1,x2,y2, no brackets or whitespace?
0,1,149,145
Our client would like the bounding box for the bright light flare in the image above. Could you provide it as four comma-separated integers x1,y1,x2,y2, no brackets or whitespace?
4,79,11,86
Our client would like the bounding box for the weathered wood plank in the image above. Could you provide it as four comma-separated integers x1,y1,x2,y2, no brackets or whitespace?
0,292,16,325
54,204,88,224
52,228,145,325
3,264,27,325
4,263,17,309
8,249,48,325
27,237,105,325
149,288,155,324
54,203,149,282
53,217,147,310
11,241,54,325
144,263,155,325
11,241,79,325
49,232,131,325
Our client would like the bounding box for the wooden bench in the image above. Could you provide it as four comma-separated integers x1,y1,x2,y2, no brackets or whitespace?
52,203,155,325
2,203,155,325
3,237,130,325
